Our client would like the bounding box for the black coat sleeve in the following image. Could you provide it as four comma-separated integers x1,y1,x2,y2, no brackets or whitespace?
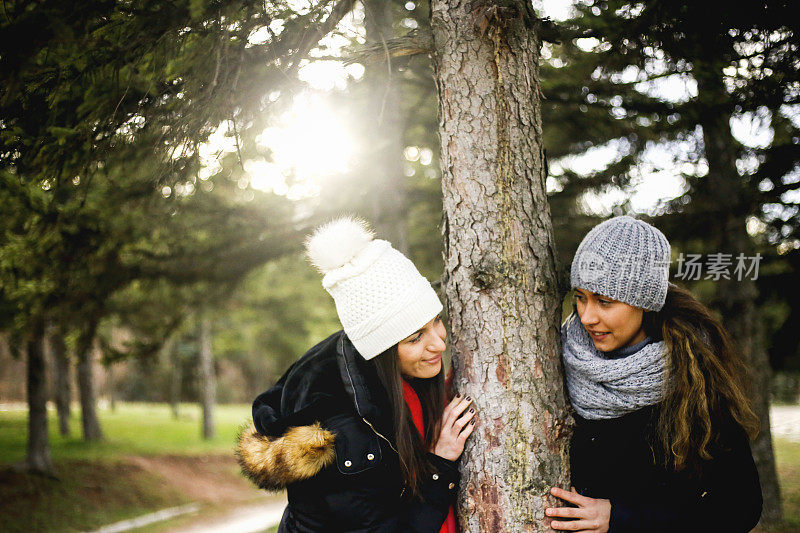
252,376,285,436
608,424,762,533
397,454,460,532
363,454,458,533
694,425,762,532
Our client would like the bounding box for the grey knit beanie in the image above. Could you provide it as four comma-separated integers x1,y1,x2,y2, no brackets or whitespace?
570,216,671,311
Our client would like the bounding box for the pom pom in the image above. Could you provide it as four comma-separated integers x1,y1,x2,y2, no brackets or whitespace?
305,217,375,273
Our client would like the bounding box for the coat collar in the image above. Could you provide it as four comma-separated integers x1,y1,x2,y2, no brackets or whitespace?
336,332,396,445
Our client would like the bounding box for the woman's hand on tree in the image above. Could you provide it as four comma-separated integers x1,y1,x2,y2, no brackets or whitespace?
433,394,476,461
546,487,610,532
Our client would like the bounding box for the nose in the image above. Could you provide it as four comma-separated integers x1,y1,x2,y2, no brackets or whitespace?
580,302,599,326
428,331,446,353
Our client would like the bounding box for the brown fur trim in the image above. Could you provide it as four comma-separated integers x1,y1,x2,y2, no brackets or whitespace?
236,420,336,490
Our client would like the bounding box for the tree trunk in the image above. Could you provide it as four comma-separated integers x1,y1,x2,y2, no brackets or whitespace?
695,63,783,527
27,320,53,474
748,309,783,526
199,312,216,440
363,0,408,252
107,361,116,413
49,326,72,437
165,337,180,420
76,326,104,441
431,2,571,531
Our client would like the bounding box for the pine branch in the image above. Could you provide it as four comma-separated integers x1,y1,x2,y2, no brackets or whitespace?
288,0,357,73
609,68,693,87
343,29,433,65
544,91,684,115
342,17,572,66
539,19,603,43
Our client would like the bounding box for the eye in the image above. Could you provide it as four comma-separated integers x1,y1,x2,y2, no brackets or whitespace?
408,332,423,343
598,299,612,306
574,293,585,302
434,314,442,323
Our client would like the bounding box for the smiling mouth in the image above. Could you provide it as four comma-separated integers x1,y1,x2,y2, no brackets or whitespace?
588,331,609,338
425,355,442,364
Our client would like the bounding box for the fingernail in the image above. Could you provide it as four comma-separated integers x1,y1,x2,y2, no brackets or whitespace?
469,408,475,413
470,420,475,425
465,396,472,401
455,393,461,398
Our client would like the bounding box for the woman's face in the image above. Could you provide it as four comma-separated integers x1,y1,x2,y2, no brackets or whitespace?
574,288,647,352
397,315,447,379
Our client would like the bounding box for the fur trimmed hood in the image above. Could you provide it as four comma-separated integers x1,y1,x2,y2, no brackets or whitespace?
239,331,392,491
236,421,335,490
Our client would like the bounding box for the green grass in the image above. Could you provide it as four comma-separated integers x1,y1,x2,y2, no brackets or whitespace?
772,438,800,531
0,402,256,532
0,460,191,533
0,403,251,463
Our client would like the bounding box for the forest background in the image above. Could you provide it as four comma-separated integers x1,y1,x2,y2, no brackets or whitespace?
1,0,799,531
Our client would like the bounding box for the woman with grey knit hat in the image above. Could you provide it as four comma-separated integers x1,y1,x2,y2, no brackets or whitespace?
546,216,762,533
237,217,472,532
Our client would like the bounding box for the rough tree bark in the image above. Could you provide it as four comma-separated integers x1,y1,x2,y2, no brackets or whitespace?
363,0,408,252
49,325,72,437
199,312,216,440
27,320,53,474
430,2,571,531
695,64,783,527
76,324,104,441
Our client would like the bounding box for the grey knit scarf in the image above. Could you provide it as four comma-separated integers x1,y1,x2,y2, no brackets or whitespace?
562,313,668,420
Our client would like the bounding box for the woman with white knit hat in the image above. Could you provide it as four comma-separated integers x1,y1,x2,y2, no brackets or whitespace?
237,217,473,532
547,216,762,533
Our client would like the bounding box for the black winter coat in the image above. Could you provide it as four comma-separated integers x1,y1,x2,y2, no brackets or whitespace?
571,405,762,532
237,331,459,533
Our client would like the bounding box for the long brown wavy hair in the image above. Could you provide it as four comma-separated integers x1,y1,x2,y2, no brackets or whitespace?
371,344,445,497
642,283,759,472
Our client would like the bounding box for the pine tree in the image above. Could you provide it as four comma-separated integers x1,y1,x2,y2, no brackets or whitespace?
431,2,570,530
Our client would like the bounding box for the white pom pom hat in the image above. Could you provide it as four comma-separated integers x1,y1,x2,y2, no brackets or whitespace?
305,217,443,360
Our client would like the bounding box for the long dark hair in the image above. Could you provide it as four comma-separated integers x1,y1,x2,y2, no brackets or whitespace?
642,283,759,472
371,344,445,496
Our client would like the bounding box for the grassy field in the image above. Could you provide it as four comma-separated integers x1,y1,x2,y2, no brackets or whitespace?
0,460,191,532
767,438,800,532
0,402,251,462
1,403,800,532
0,403,258,533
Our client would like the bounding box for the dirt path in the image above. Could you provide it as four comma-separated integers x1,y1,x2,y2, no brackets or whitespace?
124,455,258,505
120,454,286,532
166,499,287,533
